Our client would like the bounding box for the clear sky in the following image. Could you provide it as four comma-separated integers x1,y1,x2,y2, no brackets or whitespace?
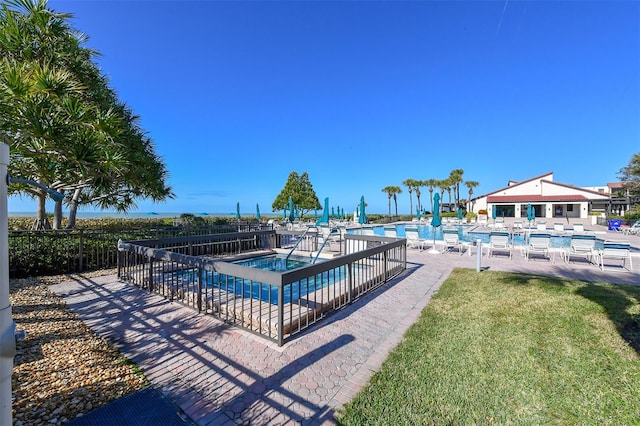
8,0,640,216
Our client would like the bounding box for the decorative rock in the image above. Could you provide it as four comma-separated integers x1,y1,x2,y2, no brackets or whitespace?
10,269,147,425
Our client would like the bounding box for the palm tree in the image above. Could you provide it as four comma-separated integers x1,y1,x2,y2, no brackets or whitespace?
415,180,424,214
382,186,402,218
403,178,419,216
449,169,464,209
424,179,437,214
465,180,479,212
437,179,449,213
1,0,173,229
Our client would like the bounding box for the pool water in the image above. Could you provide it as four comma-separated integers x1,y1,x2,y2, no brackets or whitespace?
233,254,312,271
361,224,614,250
174,254,345,305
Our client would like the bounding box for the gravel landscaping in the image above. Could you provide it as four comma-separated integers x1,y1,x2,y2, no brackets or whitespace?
9,270,148,425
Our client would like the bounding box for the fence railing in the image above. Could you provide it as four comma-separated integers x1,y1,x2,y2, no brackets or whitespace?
117,230,406,346
8,223,270,278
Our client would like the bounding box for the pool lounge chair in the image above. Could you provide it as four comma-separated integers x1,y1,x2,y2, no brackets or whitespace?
384,226,398,238
620,220,640,236
442,229,463,255
562,234,597,265
553,223,565,232
572,223,584,233
405,227,426,251
598,240,633,271
536,221,547,231
487,231,512,259
525,233,554,262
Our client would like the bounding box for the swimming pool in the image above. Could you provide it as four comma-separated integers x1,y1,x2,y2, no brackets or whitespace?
358,223,636,251
174,254,347,305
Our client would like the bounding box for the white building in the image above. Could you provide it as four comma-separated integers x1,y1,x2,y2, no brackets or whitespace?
468,172,612,220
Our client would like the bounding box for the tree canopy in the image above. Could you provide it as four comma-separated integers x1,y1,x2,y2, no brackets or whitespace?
619,152,640,205
0,0,173,229
272,171,321,218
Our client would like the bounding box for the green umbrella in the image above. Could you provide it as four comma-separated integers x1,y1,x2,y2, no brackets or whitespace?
359,196,367,224
236,202,240,220
316,197,329,225
492,205,497,221
256,203,261,220
431,193,441,227
457,208,463,220
429,193,441,253
416,206,421,220
288,197,295,221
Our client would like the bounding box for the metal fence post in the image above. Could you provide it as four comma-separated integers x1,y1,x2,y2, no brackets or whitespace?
78,229,84,271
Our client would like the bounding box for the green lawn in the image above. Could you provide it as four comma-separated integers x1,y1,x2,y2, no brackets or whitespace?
337,268,640,425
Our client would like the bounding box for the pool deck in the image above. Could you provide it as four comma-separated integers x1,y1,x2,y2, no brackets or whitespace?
51,225,639,425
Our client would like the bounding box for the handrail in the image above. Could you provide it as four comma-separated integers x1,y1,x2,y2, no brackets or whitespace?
285,226,312,261
312,227,339,264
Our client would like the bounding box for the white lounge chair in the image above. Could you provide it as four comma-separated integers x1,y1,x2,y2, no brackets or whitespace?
572,223,584,233
442,229,463,255
598,241,633,271
405,227,426,251
536,221,547,231
553,222,565,232
487,231,512,259
525,233,554,262
384,226,398,238
562,234,597,265
620,220,640,236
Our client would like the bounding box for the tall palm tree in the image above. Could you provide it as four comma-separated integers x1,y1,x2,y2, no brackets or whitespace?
382,186,402,218
449,169,464,209
465,180,479,212
424,179,437,214
415,180,424,214
403,178,419,216
437,179,449,213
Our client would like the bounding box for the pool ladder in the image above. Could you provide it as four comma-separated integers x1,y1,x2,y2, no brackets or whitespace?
285,226,334,264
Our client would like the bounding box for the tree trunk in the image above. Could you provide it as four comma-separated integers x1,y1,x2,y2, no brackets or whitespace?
53,200,63,230
66,188,83,229
32,192,51,230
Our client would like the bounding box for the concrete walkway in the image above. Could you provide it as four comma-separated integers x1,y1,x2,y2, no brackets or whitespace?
50,228,639,425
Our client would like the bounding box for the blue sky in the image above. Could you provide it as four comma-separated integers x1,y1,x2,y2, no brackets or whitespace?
9,0,640,216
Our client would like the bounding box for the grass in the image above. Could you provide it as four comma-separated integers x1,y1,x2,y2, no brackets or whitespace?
336,268,640,425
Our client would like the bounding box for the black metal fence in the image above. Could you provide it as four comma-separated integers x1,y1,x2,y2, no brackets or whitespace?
8,223,270,278
117,230,407,346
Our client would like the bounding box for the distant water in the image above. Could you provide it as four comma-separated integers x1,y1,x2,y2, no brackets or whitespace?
8,212,274,219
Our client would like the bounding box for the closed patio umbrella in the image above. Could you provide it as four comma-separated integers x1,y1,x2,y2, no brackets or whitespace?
288,197,295,222
429,193,441,254
416,206,421,220
236,202,240,220
492,205,497,222
457,208,463,220
256,203,261,220
527,203,534,227
359,196,367,224
316,197,330,225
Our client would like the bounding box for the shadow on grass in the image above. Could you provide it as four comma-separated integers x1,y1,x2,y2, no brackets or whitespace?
490,269,640,355
577,284,640,354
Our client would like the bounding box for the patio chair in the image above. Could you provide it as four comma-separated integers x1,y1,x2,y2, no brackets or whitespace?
384,226,398,238
562,234,597,265
405,227,426,251
572,223,584,233
487,231,512,259
620,220,640,236
442,229,463,255
536,221,547,231
598,240,633,271
525,233,554,262
553,222,565,232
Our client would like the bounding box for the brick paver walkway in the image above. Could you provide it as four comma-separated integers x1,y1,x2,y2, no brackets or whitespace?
50,227,639,425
